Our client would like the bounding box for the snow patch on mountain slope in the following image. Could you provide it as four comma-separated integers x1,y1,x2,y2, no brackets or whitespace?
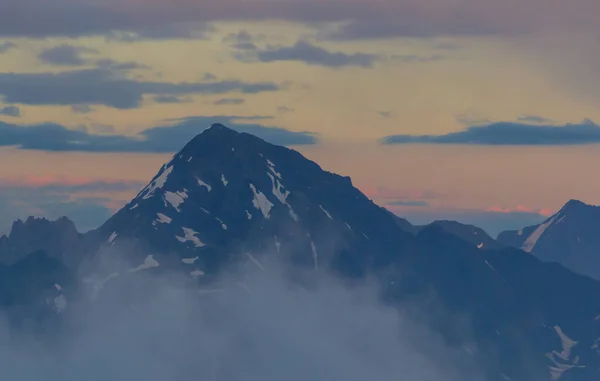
249,183,273,218
196,177,212,191
176,227,206,247
190,269,205,278
319,205,333,220
128,255,160,272
266,159,282,179
521,215,557,253
140,164,173,200
546,325,584,380
107,231,118,244
182,256,199,264
155,213,172,224
164,190,188,211
266,172,298,221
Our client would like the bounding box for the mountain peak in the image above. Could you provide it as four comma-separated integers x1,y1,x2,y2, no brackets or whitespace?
561,199,591,211
201,123,239,137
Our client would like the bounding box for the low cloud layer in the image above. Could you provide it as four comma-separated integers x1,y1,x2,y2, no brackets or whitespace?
0,106,19,117
0,68,281,109
0,41,16,53
246,40,379,68
0,0,597,40
226,32,380,68
0,251,480,381
37,44,98,66
0,116,317,153
382,119,600,145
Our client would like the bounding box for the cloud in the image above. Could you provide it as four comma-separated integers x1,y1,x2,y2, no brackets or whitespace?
105,23,213,42
37,44,150,72
213,98,245,105
94,58,149,71
382,119,600,145
378,111,391,118
201,72,217,81
223,30,259,50
485,205,554,217
37,44,98,66
0,68,281,109
152,95,192,104
0,115,316,152
0,0,596,39
516,115,553,124
0,106,19,117
237,40,380,68
71,104,94,114
277,106,294,113
390,54,445,63
0,252,480,381
0,41,16,53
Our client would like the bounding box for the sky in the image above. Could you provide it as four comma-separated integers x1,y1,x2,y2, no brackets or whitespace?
1,0,600,237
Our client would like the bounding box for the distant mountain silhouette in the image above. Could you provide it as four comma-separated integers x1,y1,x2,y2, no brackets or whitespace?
498,199,600,279
385,209,504,250
0,216,96,268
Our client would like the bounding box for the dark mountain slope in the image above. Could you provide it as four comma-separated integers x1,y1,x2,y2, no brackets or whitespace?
498,199,600,279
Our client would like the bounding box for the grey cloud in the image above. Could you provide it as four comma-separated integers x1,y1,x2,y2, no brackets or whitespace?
152,95,192,104
0,253,479,381
516,115,553,124
0,106,20,117
240,40,379,68
0,1,597,40
320,18,516,41
213,98,245,105
382,119,600,146
94,59,150,71
455,112,492,127
37,44,98,66
0,69,281,109
0,41,16,53
223,30,259,50
390,54,445,63
277,106,294,113
378,111,391,118
71,104,94,114
37,45,149,72
201,73,217,81
105,23,213,42
0,5,214,39
0,115,317,152
89,123,116,134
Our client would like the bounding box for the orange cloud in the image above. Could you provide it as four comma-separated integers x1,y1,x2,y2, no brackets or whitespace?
486,205,554,216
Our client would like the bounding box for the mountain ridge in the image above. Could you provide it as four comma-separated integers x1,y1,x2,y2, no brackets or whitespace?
498,198,600,279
